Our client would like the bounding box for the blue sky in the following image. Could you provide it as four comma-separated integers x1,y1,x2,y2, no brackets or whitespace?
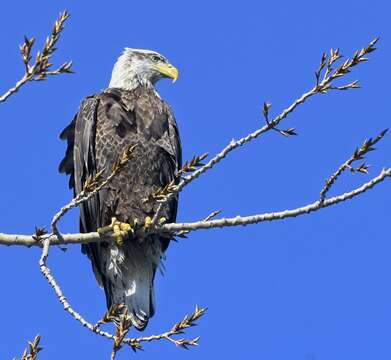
0,1,390,359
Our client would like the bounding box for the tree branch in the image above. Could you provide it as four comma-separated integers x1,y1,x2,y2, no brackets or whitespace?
153,38,379,214
1,167,389,247
0,10,72,103
163,167,390,234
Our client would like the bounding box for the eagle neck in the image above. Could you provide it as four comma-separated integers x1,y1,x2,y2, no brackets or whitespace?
109,75,155,92
109,56,157,92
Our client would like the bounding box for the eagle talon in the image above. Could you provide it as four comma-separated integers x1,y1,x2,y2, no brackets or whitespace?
144,216,152,229
158,217,167,225
97,217,133,246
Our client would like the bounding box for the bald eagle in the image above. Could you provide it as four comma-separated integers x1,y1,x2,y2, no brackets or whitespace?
59,49,181,330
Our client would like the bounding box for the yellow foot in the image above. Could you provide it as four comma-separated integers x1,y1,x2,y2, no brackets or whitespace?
144,216,152,229
97,217,133,246
144,216,166,229
158,217,167,225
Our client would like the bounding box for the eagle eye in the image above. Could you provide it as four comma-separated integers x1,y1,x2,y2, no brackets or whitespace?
151,55,163,63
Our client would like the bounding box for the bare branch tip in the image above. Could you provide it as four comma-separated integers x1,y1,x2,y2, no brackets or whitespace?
19,335,42,360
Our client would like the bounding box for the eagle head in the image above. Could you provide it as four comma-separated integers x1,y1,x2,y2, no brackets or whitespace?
109,48,179,90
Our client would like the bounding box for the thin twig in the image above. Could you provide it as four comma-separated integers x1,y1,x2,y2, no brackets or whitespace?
320,129,388,202
0,11,72,103
176,210,221,238
110,306,133,359
125,306,206,351
50,144,137,239
150,153,208,225
19,335,42,360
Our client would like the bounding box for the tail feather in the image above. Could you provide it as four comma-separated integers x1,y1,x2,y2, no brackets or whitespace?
101,239,162,331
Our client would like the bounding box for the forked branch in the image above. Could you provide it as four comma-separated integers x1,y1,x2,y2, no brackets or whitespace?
126,306,207,351
320,129,388,202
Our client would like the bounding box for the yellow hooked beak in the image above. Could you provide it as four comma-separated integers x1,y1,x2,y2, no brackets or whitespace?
153,63,179,83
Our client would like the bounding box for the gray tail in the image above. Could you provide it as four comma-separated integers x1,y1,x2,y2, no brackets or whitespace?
102,241,161,331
